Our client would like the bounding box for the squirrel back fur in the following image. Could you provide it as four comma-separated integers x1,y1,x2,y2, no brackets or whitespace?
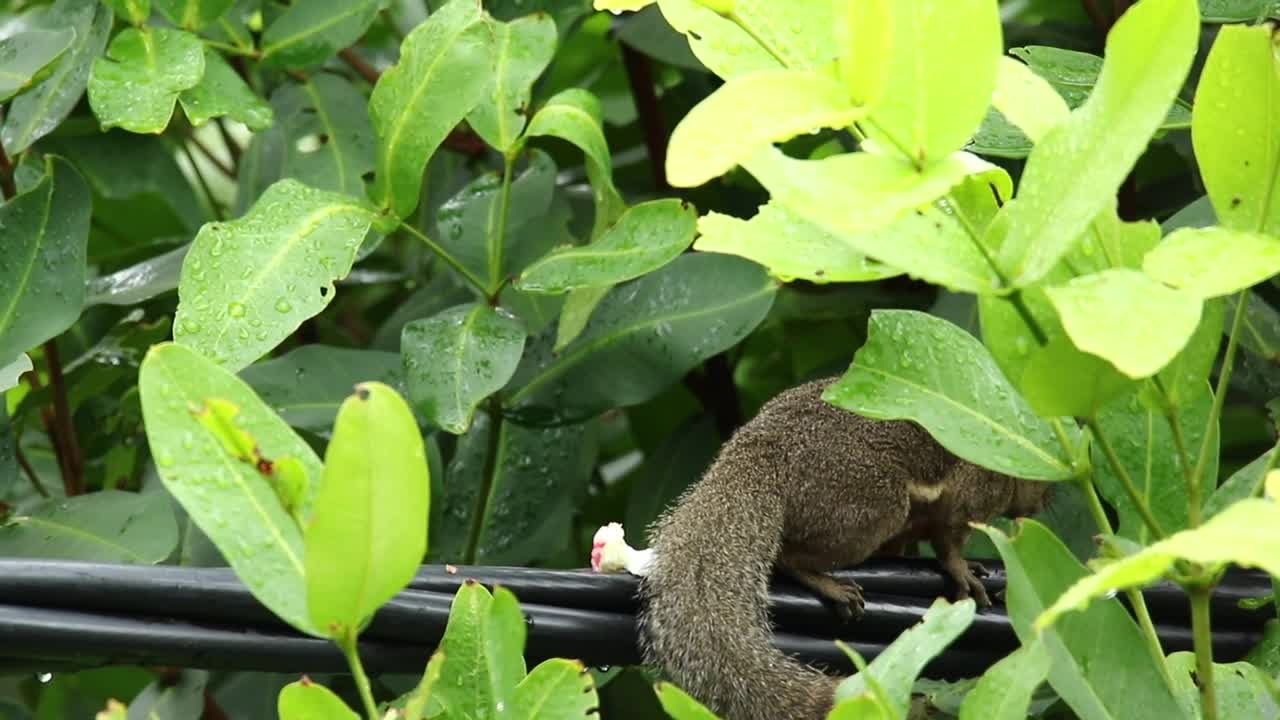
637,377,1052,720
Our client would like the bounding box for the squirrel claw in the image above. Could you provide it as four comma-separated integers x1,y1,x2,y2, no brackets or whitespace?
951,570,992,609
967,560,991,578
825,580,866,623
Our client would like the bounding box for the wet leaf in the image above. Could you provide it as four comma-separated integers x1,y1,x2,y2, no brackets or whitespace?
654,0,834,78
86,245,189,308
402,303,527,435
517,199,697,293
277,679,359,720
87,27,205,134
155,0,236,29
260,0,385,69
0,29,76,104
139,342,323,636
179,49,273,130
511,659,599,720
0,156,90,370
101,0,149,25
694,201,901,285
306,382,429,638
506,253,775,419
173,179,375,372
990,55,1070,143
239,345,403,432
0,490,177,563
370,0,493,219
1166,652,1280,720
993,0,1200,287
958,639,1052,720
1144,227,1280,298
467,13,557,151
2,0,112,154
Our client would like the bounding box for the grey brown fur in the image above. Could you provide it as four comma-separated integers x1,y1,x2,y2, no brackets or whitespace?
637,377,1052,720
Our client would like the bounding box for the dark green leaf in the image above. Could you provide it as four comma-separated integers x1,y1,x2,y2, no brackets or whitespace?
239,345,403,431
173,179,375,371
86,245,189,308
1205,448,1272,520
1010,46,1191,126
826,309,1075,481
2,0,112,155
0,490,177,563
87,27,205,134
958,639,1052,720
370,0,493,219
507,253,776,420
179,49,273,130
128,670,208,720
402,303,527,435
260,0,385,69
155,0,235,29
0,29,76,103
0,156,90,369
980,521,1189,720
525,88,624,238
468,13,557,151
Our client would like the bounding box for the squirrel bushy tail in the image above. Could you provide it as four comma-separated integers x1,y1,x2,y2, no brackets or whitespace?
638,456,837,720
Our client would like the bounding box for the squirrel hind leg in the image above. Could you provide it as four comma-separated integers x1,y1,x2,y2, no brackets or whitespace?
779,560,865,623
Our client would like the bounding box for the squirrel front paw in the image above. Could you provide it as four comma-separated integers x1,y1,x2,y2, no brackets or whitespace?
948,566,992,609
822,578,867,623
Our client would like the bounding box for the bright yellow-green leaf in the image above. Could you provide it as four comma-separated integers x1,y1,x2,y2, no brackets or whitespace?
655,682,719,720
861,0,1002,167
1192,24,1280,236
655,0,834,78
1045,268,1202,378
87,27,205,134
1143,227,1280,298
835,0,892,107
277,679,359,720
959,639,1052,720
993,0,1200,287
694,202,900,284
667,69,864,187
992,55,1070,143
595,0,655,11
1037,498,1280,629
305,382,430,638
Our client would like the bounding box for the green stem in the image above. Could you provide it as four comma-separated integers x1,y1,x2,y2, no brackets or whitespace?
339,629,380,720
1189,586,1218,720
400,222,490,297
1191,290,1248,525
1077,476,1173,687
1087,419,1167,540
489,153,515,294
200,38,259,57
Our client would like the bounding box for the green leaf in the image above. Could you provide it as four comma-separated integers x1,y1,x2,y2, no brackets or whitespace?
1093,386,1215,542
128,670,208,720
1193,25,1280,235
666,69,864,188
506,254,775,419
101,0,149,25
1010,46,1192,127
0,155,90,369
524,88,624,239
552,285,610,351
1205,448,1272,520
370,0,493,219
1150,297,1224,410
511,659,599,720
834,599,976,714
173,179,376,371
655,682,720,720
178,49,273,130
1,354,32,393
483,586,527,716
306,382,429,638
239,345,403,432
467,13,557,151
654,0,834,78
1037,498,1280,629
743,146,990,237
993,0,1200,287
277,679,359,720
990,55,1070,143
1166,652,1280,720
2,0,112,155
834,0,891,108
401,303,527,435
981,521,1190,720
432,582,505,716
517,199,697,294
260,0,385,69
1199,0,1279,21
1045,268,1203,378
139,342,323,636
402,652,446,720
0,490,177,564
824,309,1074,481
0,29,76,104
861,0,1002,166
155,0,235,29
87,27,205,134
958,639,1052,720
433,413,597,564
1019,336,1132,419
1144,227,1280,298
694,202,900,285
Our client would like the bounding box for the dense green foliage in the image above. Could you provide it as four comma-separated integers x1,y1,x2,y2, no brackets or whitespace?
2,0,1280,717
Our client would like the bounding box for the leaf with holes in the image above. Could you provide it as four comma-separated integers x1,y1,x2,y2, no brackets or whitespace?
173,179,375,372
0,491,177,564
87,27,205,134
401,303,527,435
139,342,323,636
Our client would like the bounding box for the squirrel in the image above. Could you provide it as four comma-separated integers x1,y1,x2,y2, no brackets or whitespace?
635,376,1054,720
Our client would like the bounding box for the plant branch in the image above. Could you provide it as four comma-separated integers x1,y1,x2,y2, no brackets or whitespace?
339,47,380,86
188,133,235,179
1192,291,1248,526
466,402,505,565
43,341,83,496
338,629,380,720
1080,0,1112,32
618,43,669,190
400,222,490,297
214,119,242,168
1189,585,1218,720
179,140,224,221
0,130,16,199
1087,418,1166,540
15,446,48,498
